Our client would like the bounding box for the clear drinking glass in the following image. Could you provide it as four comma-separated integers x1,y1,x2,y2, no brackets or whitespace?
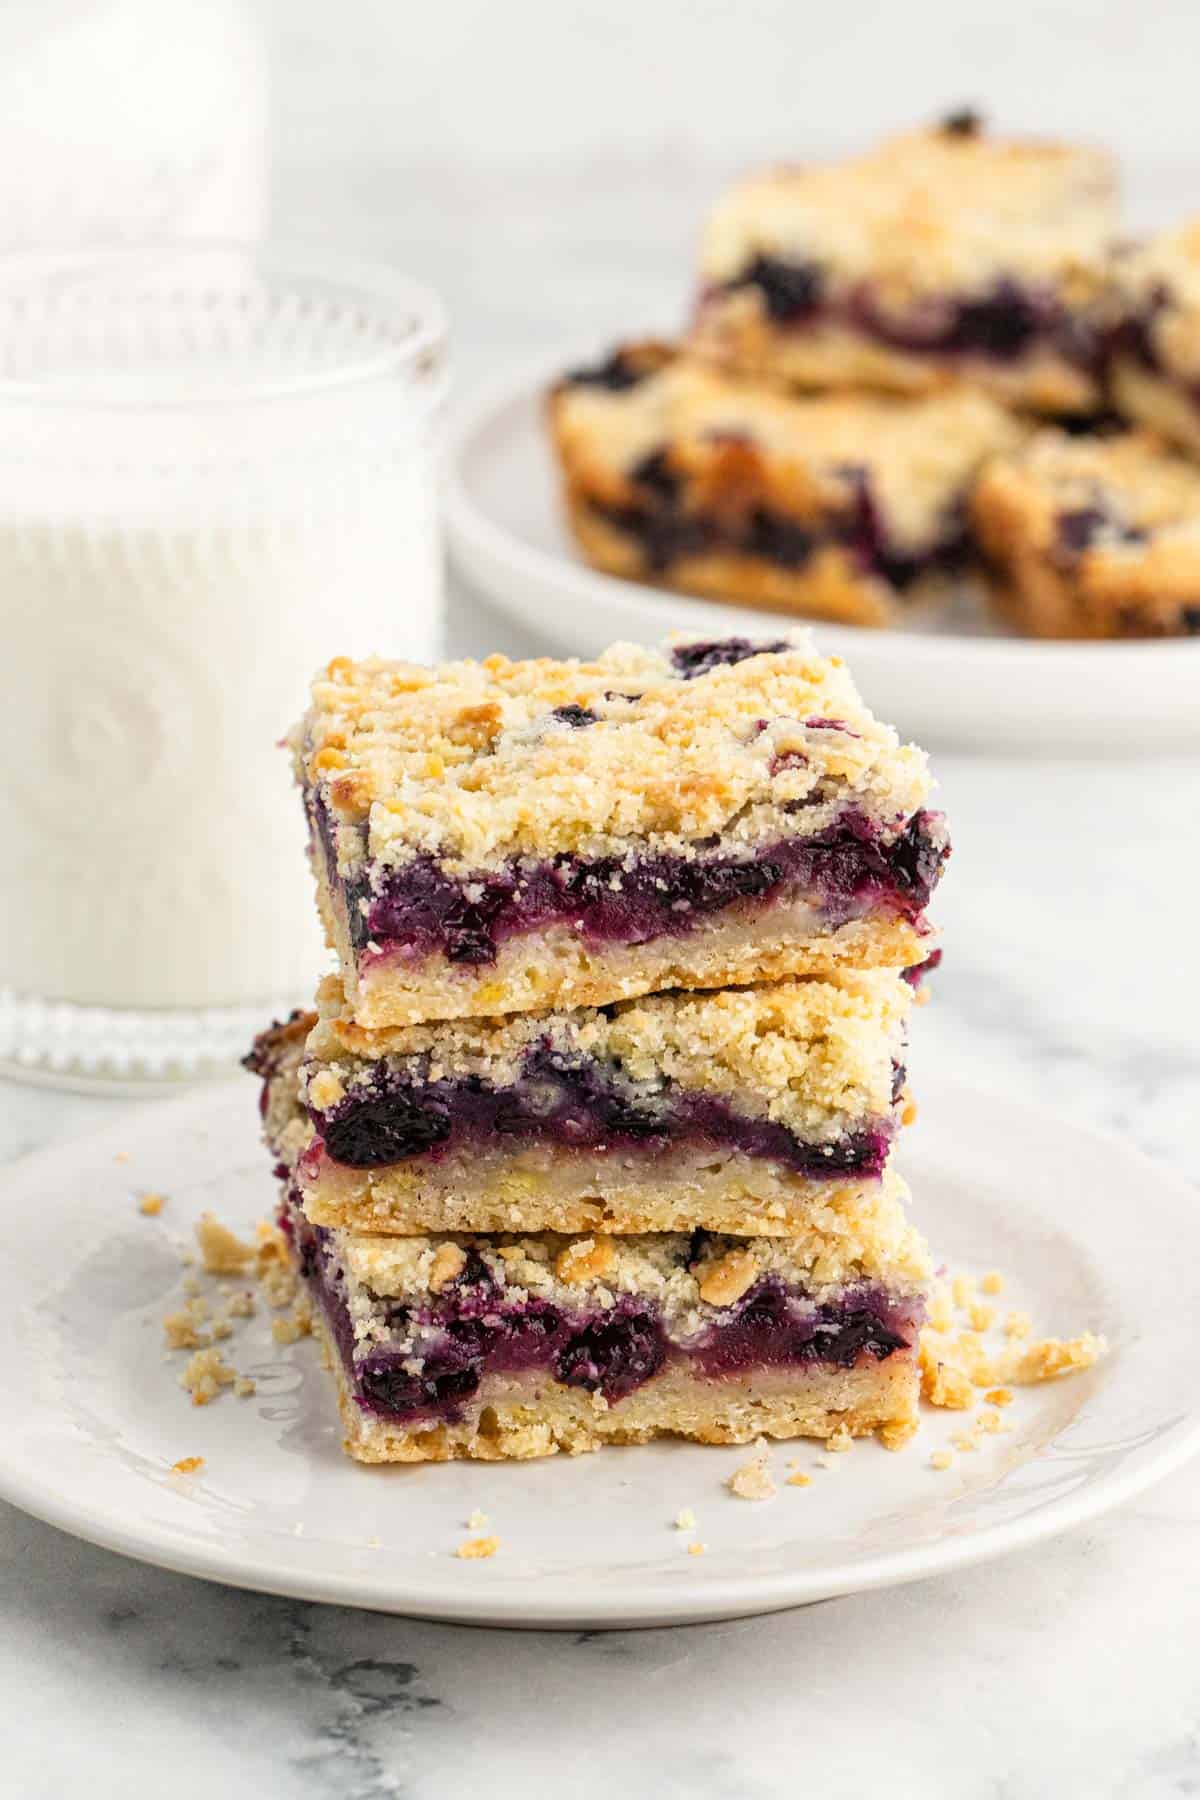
0,243,448,1083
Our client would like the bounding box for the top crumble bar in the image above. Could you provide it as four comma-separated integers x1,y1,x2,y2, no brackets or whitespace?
295,631,948,1027
691,117,1116,416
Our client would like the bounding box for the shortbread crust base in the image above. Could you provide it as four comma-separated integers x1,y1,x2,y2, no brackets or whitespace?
1110,358,1200,459
301,1143,896,1242
691,300,1100,415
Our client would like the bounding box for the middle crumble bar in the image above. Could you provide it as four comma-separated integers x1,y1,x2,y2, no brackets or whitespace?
295,632,948,1028
248,967,914,1237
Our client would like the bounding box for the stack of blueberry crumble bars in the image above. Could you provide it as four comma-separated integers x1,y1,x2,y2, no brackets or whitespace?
549,111,1200,640
247,631,949,1464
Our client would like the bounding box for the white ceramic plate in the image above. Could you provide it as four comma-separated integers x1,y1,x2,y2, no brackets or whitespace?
1,1074,1196,1630
442,358,1200,751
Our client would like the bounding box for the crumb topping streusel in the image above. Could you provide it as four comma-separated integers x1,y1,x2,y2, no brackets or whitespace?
699,123,1115,299
300,966,912,1140
295,632,932,874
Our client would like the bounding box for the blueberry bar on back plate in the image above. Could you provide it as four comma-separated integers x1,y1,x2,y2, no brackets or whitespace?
548,344,1021,625
1110,220,1200,458
247,966,914,1238
971,428,1200,638
295,633,948,1028
261,1035,930,1462
690,115,1115,416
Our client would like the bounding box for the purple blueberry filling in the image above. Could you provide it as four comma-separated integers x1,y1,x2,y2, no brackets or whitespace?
286,1199,919,1428
597,454,969,588
314,1042,898,1177
340,809,948,968
714,260,1102,373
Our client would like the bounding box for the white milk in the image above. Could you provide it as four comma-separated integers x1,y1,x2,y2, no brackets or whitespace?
0,248,446,1075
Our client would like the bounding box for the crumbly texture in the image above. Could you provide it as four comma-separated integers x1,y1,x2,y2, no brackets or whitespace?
919,1268,1106,1402
332,1201,930,1327
313,1312,920,1465
692,120,1114,412
549,351,1021,626
1109,221,1200,450
972,428,1200,638
303,967,910,1139
300,632,929,872
727,1452,777,1499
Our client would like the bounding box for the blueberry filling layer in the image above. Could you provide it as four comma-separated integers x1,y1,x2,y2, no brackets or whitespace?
313,1043,899,1176
591,454,969,587
333,809,948,967
712,260,1102,373
285,1199,919,1428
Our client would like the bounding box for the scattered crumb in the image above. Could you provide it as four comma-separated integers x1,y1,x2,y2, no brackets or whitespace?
814,1455,843,1472
113,1150,131,1164
980,1272,1004,1295
921,1321,1105,1401
824,1425,853,1454
926,1284,954,1333
900,1095,918,1127
195,1213,256,1276
968,1302,996,1332
171,1455,204,1475
226,1290,256,1319
919,1338,975,1410
179,1347,237,1406
977,1409,1005,1434
467,1509,490,1531
786,1472,811,1488
163,1296,211,1351
879,1416,919,1451
687,1541,706,1557
952,1432,979,1453
930,1449,954,1471
138,1192,166,1217
272,1302,313,1346
986,1387,1014,1407
456,1536,500,1560
674,1507,697,1531
995,1333,1106,1384
233,1376,256,1399
952,1274,976,1310
727,1455,776,1501
1005,1310,1032,1339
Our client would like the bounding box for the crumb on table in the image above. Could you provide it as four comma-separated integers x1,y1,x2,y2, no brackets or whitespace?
674,1507,697,1531
195,1213,256,1276
456,1536,500,1560
171,1455,204,1475
138,1192,166,1217
726,1454,776,1501
179,1348,237,1406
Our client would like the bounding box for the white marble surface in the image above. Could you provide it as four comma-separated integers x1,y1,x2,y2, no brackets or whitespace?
4,64,1200,1795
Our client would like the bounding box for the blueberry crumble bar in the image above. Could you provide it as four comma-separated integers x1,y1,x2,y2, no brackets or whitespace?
1109,220,1200,457
248,966,914,1238
691,117,1115,415
971,428,1200,638
549,345,1021,626
273,1175,929,1464
295,633,947,1027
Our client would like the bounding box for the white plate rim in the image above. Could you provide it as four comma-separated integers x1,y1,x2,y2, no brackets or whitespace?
2,1075,1199,1629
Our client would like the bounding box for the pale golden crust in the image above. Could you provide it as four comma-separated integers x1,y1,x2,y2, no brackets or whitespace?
297,631,931,873
972,428,1200,638
690,302,1101,416
565,493,902,627
1110,358,1200,460
549,352,1022,560
322,1337,919,1464
698,123,1115,298
303,967,912,1136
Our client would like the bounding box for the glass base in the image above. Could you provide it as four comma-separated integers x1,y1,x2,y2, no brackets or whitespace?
0,988,300,1086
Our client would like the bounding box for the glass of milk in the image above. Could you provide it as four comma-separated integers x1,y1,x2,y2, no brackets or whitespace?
0,243,448,1082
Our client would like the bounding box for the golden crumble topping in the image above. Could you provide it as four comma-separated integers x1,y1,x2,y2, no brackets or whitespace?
699,122,1115,299
302,966,912,1142
551,352,1022,556
295,631,932,874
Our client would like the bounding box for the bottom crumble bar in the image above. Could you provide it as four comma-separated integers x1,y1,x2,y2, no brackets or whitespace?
280,1188,928,1465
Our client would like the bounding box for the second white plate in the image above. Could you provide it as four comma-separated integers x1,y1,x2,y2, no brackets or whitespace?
443,358,1200,750
0,1072,1197,1629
